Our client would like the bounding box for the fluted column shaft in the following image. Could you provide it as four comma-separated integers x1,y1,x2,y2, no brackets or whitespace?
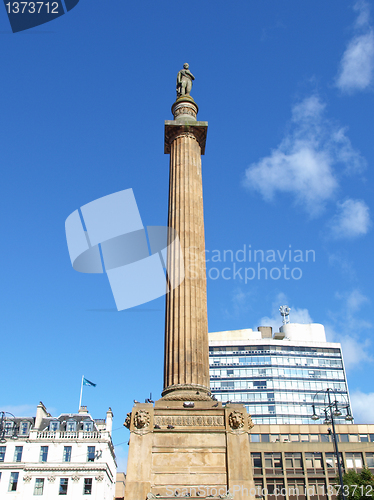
162,99,209,400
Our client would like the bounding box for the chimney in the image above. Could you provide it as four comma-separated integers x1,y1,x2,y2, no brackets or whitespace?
258,326,272,338
106,407,113,435
35,402,48,430
79,406,89,414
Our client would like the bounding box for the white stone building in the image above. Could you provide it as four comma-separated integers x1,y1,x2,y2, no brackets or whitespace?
0,402,116,499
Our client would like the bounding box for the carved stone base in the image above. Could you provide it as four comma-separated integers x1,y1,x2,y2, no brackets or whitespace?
161,384,212,401
124,401,255,500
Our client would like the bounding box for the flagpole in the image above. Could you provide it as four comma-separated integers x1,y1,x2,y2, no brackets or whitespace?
79,375,84,410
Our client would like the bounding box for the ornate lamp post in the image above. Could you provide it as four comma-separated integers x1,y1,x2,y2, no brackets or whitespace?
310,388,354,500
0,411,19,443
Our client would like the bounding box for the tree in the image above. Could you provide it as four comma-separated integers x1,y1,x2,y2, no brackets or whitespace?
335,468,374,500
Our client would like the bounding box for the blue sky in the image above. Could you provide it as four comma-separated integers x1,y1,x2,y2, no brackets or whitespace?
1,0,374,471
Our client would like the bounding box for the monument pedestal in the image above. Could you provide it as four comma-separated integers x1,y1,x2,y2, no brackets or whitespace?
124,401,255,500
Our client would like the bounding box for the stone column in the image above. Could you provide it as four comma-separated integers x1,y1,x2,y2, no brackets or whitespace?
162,96,210,401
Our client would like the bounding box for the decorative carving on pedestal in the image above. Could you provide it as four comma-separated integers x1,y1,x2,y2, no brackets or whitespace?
124,412,131,429
134,410,150,429
23,475,32,483
154,414,224,428
147,493,157,499
248,414,254,430
228,411,245,429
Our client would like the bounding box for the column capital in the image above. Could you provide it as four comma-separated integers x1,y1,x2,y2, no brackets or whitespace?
164,121,208,155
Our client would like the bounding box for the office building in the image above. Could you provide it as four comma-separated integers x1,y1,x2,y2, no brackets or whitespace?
209,319,351,425
249,423,374,500
0,402,116,499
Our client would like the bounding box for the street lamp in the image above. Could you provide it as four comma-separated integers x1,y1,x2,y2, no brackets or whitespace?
0,411,19,442
310,388,354,500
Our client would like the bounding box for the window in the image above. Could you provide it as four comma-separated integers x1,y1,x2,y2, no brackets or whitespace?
305,453,323,469
360,434,369,442
50,421,60,431
83,478,92,495
261,434,270,442
366,453,374,468
251,453,262,471
59,478,68,495
345,452,363,470
39,446,48,463
63,446,72,462
8,472,19,492
251,434,260,442
14,446,23,462
83,421,93,432
0,446,5,462
20,422,29,435
66,420,76,432
321,434,330,442
340,434,349,442
265,452,282,470
87,446,95,462
5,422,13,435
34,478,44,495
285,453,302,469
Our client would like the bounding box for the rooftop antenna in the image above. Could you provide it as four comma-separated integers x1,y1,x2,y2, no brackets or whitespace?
279,305,291,325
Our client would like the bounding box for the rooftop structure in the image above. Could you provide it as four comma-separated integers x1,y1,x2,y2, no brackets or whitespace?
209,318,351,425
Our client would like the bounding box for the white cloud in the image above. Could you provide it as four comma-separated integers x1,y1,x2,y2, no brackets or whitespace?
257,292,313,333
329,199,371,239
244,95,365,216
350,390,374,423
336,1,374,93
340,335,373,369
325,288,372,370
0,404,37,417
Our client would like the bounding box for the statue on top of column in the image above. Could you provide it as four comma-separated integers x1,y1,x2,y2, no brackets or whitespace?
176,63,195,97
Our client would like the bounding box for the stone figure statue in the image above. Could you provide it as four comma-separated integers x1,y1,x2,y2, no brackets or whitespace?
176,63,195,97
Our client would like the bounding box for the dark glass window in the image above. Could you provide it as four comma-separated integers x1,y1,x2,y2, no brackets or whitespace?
14,446,23,462
59,478,68,495
63,446,72,462
87,446,95,462
83,478,92,495
251,434,260,442
0,446,5,462
261,434,270,442
251,453,262,468
39,446,48,462
8,472,19,492
34,478,44,495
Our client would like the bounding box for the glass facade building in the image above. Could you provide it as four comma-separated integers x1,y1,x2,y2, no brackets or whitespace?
209,323,351,425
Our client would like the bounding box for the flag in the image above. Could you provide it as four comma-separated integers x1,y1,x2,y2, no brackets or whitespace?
83,378,96,387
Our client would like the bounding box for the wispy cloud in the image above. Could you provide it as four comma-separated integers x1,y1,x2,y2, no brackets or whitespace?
326,288,372,370
257,292,313,333
336,1,374,93
0,404,37,417
244,95,365,216
350,390,374,423
328,199,371,239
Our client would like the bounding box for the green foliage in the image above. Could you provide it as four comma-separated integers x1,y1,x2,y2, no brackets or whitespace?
335,468,374,500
